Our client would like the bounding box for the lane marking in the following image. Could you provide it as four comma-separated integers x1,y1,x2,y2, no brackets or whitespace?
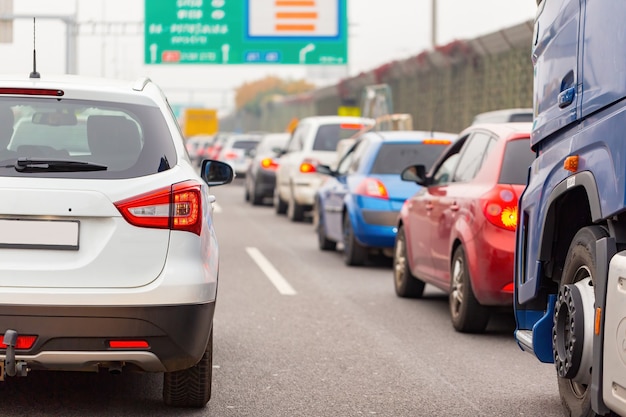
246,247,297,295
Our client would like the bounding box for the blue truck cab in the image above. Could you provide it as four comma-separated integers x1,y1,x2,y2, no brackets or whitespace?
515,1,626,416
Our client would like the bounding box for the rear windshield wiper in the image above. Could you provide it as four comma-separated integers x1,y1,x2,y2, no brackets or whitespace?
13,158,108,172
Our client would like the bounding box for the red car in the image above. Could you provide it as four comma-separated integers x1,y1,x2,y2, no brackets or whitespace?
393,122,535,333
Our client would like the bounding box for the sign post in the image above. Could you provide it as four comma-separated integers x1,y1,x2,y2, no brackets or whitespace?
144,0,347,65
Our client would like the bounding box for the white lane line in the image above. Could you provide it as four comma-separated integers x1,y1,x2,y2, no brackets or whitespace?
246,247,297,295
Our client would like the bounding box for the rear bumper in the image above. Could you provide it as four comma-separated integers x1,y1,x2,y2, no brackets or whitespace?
0,302,214,373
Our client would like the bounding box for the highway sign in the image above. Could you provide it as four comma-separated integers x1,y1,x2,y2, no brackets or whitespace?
144,0,347,65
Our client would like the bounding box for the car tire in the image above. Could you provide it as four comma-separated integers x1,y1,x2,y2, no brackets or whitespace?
314,199,336,251
449,246,490,333
275,192,288,215
244,186,250,202
343,214,367,266
393,225,425,298
555,226,609,417
163,328,213,408
287,189,305,222
251,180,264,206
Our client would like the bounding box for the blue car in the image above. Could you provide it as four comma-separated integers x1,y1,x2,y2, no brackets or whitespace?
314,130,456,266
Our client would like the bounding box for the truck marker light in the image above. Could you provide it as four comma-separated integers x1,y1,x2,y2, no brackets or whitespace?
595,307,602,335
564,155,579,172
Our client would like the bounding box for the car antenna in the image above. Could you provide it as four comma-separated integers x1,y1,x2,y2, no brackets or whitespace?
29,17,40,79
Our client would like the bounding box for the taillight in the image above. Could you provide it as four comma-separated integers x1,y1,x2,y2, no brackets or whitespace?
223,151,238,160
108,340,150,349
115,180,203,235
0,335,37,350
300,159,317,173
261,157,279,170
482,185,519,231
355,178,389,199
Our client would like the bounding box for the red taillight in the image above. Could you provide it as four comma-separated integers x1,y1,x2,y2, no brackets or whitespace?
501,283,515,293
482,186,519,231
0,88,64,96
261,157,279,170
300,160,317,173
355,178,389,199
115,180,203,235
223,151,238,160
108,340,150,349
0,335,37,350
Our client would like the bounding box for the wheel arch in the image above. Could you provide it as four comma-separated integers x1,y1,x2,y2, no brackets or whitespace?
537,171,602,286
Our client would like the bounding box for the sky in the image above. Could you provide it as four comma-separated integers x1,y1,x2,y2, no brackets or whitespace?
0,0,537,114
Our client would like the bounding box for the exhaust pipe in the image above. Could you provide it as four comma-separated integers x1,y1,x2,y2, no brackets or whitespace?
108,362,124,375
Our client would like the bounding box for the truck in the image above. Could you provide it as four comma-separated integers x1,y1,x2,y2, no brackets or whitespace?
515,1,626,416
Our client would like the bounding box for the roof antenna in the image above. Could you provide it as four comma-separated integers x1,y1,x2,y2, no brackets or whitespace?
29,18,40,79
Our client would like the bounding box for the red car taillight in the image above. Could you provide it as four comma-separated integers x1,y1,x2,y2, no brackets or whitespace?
115,180,203,236
355,178,389,200
299,159,317,173
223,151,239,160
261,157,279,170
0,335,37,350
482,185,519,231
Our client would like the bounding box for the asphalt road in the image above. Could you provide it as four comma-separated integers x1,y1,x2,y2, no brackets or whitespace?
0,179,564,417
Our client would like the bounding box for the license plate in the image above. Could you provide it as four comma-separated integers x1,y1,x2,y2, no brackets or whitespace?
0,219,79,250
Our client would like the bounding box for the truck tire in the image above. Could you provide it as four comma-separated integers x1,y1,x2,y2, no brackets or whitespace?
449,245,490,333
393,225,425,298
163,328,213,408
556,226,608,417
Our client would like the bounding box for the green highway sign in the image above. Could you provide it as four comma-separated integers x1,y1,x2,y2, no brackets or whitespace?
144,0,348,65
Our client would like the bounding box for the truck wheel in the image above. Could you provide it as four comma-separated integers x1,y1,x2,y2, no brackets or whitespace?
163,328,213,408
393,225,425,298
343,214,367,266
449,245,490,333
556,226,608,417
314,200,336,251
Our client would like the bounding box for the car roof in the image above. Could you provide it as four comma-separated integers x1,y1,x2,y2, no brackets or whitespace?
299,115,375,126
0,73,162,106
472,108,533,124
461,122,533,140
366,130,458,141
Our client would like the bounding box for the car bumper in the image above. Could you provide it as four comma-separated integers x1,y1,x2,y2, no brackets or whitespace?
466,225,515,306
353,209,399,248
0,302,214,373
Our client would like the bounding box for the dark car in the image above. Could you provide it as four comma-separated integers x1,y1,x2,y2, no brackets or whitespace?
313,130,455,266
244,132,291,205
393,122,534,333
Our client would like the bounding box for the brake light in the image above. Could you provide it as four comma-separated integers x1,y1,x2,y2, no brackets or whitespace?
223,151,238,160
261,157,279,170
482,186,519,231
340,123,364,130
423,139,452,145
355,178,389,199
0,88,64,96
108,340,150,349
0,335,36,350
501,282,515,293
115,180,203,235
300,159,317,173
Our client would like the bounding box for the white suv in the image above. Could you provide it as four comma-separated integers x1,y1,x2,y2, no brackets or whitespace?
274,115,374,221
0,74,233,407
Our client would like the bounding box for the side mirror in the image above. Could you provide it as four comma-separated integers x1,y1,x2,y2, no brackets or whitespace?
201,160,234,186
401,165,428,185
316,164,333,176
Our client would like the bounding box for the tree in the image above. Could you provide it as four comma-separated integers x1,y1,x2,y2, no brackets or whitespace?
235,76,316,115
